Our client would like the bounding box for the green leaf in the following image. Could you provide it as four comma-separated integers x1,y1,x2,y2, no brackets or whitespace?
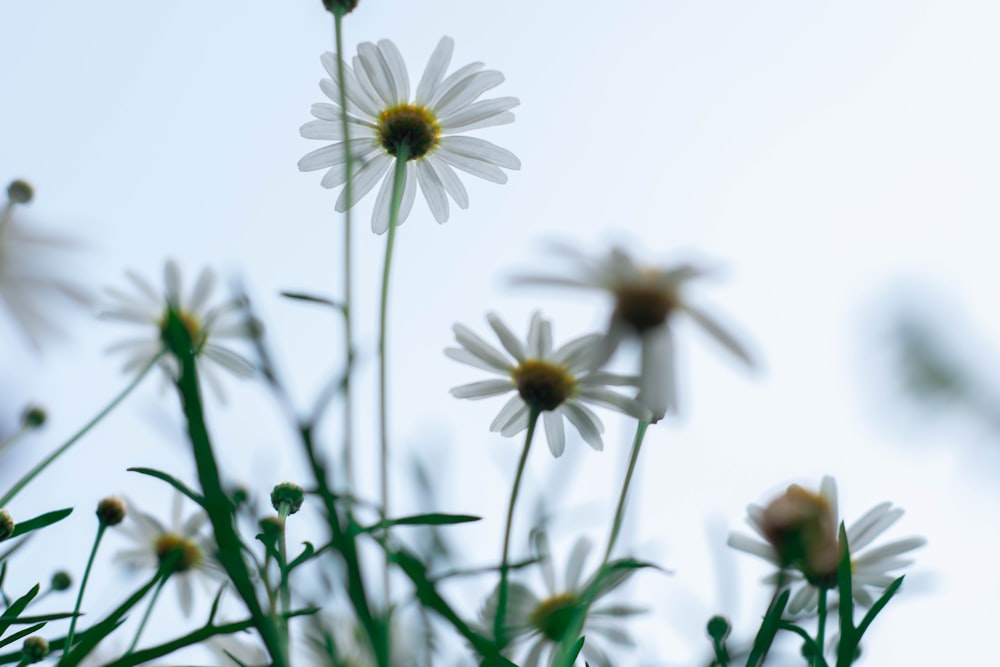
7,612,77,624
855,576,904,642
287,541,316,571
0,622,45,649
0,584,40,635
10,508,73,538
746,588,790,667
354,513,481,535
279,291,345,312
835,523,856,667
127,468,205,507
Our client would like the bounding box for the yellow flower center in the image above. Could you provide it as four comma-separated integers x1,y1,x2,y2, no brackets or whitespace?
612,277,679,333
154,532,203,573
513,359,576,412
529,592,581,642
377,103,441,159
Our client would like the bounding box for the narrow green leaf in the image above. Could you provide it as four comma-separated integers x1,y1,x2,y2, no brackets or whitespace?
7,612,77,624
355,513,481,535
0,584,40,634
287,541,316,571
855,576,904,641
0,622,45,649
746,588,790,667
126,468,205,507
835,523,856,667
10,508,73,538
279,291,345,312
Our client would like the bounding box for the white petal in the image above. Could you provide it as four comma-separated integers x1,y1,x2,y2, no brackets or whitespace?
416,36,454,104
356,43,396,106
415,160,450,223
444,346,509,375
425,155,469,209
439,135,521,170
442,110,516,133
300,119,373,141
453,323,513,372
440,97,520,131
435,146,508,184
499,404,530,437
203,346,255,378
565,537,593,590
334,153,391,211
561,402,604,451
187,268,216,315
486,313,527,363
450,379,514,400
638,328,675,419
490,395,525,432
543,410,565,457
320,52,381,118
846,503,899,551
820,476,839,526
552,333,603,371
125,269,161,303
433,70,505,118
164,261,183,307
377,39,409,102
370,159,411,235
298,140,375,172
682,303,754,367
787,585,819,614
726,533,780,564
576,386,651,420
426,62,485,108
853,536,926,566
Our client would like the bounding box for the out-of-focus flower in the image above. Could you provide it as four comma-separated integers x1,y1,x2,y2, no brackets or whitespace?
480,533,644,667
727,476,926,614
208,633,269,667
101,260,256,397
447,312,650,457
298,36,520,234
305,609,419,666
0,180,90,348
517,245,754,420
113,493,222,616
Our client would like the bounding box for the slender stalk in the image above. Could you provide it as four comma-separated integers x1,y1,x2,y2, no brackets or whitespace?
0,424,30,454
63,524,107,657
601,420,650,563
332,11,356,492
816,586,828,666
277,509,292,647
0,354,162,507
378,142,411,605
493,408,540,651
126,575,167,653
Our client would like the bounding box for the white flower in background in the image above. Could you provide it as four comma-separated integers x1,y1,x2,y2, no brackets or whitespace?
298,36,520,234
727,476,927,614
101,260,256,396
305,609,419,667
208,633,269,667
0,180,90,348
517,245,754,420
114,493,223,616
480,534,644,667
447,312,651,457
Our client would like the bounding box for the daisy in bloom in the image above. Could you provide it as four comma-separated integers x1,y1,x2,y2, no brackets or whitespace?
0,180,90,348
481,533,643,667
113,493,223,616
517,245,754,420
727,476,927,614
446,312,651,457
101,260,256,396
298,36,520,234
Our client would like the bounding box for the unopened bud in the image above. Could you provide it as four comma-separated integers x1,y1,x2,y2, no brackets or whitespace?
759,484,838,580
270,482,304,515
707,615,731,642
50,571,72,592
322,0,359,15
21,636,48,663
96,496,127,527
21,405,46,429
0,510,14,540
7,180,33,205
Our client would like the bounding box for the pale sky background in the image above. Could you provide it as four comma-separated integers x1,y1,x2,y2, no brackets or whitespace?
3,0,999,664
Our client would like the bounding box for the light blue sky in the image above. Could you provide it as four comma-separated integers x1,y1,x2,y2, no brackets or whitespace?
3,1,999,664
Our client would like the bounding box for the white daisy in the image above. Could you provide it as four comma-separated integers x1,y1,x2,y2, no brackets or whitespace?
446,312,651,457
727,476,926,615
298,36,520,234
0,180,90,348
480,533,644,667
208,632,269,667
113,493,223,616
100,260,256,396
517,245,754,420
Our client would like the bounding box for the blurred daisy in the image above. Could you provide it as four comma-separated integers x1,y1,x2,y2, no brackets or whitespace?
481,533,643,667
208,633,269,667
446,312,651,457
305,609,419,667
101,260,256,396
114,493,223,616
298,36,520,234
0,180,90,348
727,476,926,614
517,245,754,420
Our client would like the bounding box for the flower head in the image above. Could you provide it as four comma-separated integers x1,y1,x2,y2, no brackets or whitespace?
0,180,90,348
298,36,520,234
113,493,222,616
447,312,651,457
727,476,927,614
480,533,644,667
518,245,754,420
101,260,257,397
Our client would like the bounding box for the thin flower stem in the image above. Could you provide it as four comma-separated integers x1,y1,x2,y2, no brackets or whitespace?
333,11,356,493
378,142,411,606
602,420,650,564
0,353,163,507
816,586,828,666
493,408,540,651
126,575,168,654
278,509,292,648
0,424,29,454
63,524,107,657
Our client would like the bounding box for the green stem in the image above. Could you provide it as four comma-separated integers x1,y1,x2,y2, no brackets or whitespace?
493,408,540,651
333,11,356,493
0,424,30,454
816,586,828,666
0,354,162,507
377,143,410,605
126,575,167,653
601,420,650,564
63,524,106,657
277,509,291,648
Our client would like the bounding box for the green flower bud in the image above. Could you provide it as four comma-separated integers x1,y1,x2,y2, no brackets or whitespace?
50,571,72,592
21,405,47,429
322,0,359,15
0,510,14,540
21,636,48,663
7,180,33,205
270,482,304,515
259,515,284,538
706,615,731,642
96,496,127,527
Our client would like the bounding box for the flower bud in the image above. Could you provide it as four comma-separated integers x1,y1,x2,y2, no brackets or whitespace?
259,515,284,539
270,482,304,515
96,496,127,527
0,509,14,540
50,570,72,592
21,405,47,429
7,180,34,205
759,484,838,580
322,0,359,15
21,636,48,663
706,615,731,642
